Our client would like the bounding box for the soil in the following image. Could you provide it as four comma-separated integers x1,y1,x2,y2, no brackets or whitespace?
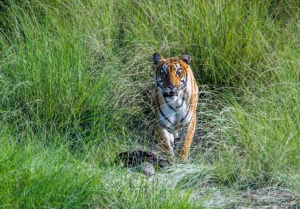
237,187,300,209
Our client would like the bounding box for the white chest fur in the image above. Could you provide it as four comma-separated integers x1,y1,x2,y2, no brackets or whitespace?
156,91,191,132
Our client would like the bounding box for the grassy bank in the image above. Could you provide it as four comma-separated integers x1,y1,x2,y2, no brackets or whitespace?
0,0,299,208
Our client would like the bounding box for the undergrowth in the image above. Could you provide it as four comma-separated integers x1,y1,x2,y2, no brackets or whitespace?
0,0,299,208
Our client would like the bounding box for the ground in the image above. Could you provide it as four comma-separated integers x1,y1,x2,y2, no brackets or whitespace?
125,162,300,209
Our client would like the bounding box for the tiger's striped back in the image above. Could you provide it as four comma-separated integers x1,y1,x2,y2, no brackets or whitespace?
153,53,198,160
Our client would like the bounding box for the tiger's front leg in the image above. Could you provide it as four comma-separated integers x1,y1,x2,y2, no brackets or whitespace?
155,124,175,158
179,110,197,161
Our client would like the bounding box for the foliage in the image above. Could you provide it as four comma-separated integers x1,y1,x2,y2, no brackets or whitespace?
0,0,299,207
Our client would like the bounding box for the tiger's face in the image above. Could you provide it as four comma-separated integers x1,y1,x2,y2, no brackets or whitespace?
153,53,191,97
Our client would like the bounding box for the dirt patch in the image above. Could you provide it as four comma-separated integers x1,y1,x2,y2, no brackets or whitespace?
202,187,300,209
238,187,300,209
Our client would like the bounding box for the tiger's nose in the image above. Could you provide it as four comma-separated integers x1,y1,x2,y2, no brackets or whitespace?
167,83,176,89
167,84,178,94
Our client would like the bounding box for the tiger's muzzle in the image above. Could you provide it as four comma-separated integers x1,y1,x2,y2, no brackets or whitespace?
162,84,179,97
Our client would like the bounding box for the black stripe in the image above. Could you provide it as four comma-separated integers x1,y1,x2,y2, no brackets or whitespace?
157,121,173,133
156,94,174,125
163,96,176,112
176,97,185,109
181,76,187,90
180,108,190,123
156,71,161,87
185,73,188,85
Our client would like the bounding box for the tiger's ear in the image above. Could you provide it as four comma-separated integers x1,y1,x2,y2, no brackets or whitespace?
180,54,191,65
153,52,162,65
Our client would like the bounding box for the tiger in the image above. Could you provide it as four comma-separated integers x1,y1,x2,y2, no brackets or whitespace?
152,52,198,161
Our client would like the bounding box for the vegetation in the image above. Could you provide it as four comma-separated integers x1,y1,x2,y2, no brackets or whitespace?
0,0,299,208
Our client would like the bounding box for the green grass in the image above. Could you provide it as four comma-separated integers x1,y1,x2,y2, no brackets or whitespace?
0,0,299,208
0,137,95,208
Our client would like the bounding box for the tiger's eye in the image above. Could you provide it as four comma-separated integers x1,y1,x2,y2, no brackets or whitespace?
176,69,182,76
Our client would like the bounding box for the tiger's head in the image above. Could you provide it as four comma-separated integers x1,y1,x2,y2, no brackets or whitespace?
153,53,191,97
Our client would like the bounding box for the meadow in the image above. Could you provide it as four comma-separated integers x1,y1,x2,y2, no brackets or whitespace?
0,0,299,208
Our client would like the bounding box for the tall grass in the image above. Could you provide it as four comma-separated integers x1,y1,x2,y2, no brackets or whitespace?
0,0,299,207
0,1,129,143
